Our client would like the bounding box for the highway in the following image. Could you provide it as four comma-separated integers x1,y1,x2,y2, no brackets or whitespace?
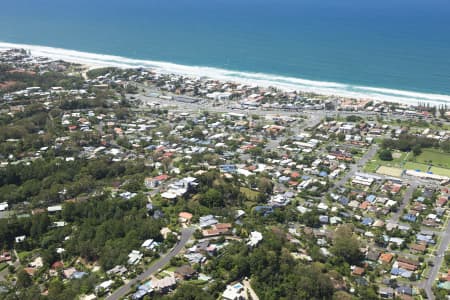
106,227,195,300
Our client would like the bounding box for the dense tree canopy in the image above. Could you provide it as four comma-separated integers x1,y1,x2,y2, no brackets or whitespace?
379,149,393,161
331,225,363,265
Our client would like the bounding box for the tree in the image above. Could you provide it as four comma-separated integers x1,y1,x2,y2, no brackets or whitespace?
257,178,273,195
331,225,363,265
191,127,204,139
412,145,422,156
333,291,356,300
16,269,32,288
200,188,223,208
170,283,214,300
379,149,393,161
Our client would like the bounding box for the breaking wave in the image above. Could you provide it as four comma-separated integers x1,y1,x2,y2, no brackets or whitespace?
1,41,449,106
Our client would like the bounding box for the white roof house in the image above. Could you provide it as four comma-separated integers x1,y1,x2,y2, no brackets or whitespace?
247,231,263,247
0,202,8,211
15,235,26,243
95,280,114,293
222,283,246,300
47,205,62,213
127,250,143,265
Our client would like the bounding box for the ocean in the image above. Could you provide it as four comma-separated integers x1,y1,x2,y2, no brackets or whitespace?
1,0,450,105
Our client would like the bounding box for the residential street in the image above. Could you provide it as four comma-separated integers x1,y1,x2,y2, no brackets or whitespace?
389,182,419,224
334,144,379,188
419,217,450,300
106,227,195,300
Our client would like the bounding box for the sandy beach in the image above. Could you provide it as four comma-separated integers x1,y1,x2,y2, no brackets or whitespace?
1,41,450,107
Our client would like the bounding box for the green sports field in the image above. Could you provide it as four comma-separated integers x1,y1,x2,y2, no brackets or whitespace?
364,148,450,177
404,161,430,172
412,149,450,169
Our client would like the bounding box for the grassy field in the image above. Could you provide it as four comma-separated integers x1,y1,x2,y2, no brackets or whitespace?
429,167,450,177
365,148,450,178
412,149,450,169
364,151,409,173
404,161,430,172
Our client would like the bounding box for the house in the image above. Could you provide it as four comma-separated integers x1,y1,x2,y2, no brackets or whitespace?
152,276,176,293
47,205,62,213
127,250,143,265
379,253,394,264
366,250,380,262
222,283,246,300
396,257,420,271
174,265,197,280
247,231,263,247
0,202,8,211
178,212,193,224
391,267,413,279
389,237,405,247
63,267,77,279
361,217,373,226
199,215,218,228
95,280,114,295
144,174,170,188
409,243,427,253
352,175,374,186
132,289,149,300
15,235,26,243
184,253,206,264
51,261,64,270
141,239,159,251
416,233,435,244
106,265,127,276
23,267,37,276
402,214,417,223
379,286,394,298
352,266,365,276
202,223,232,237
0,252,11,263
132,281,153,300
396,285,413,296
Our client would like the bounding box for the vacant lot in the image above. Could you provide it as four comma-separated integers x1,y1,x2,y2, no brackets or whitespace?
376,166,403,177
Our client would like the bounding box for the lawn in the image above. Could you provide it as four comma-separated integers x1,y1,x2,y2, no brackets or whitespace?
364,160,379,173
240,187,260,201
0,262,8,271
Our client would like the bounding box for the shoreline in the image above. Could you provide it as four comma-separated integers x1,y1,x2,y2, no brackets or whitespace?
1,41,450,107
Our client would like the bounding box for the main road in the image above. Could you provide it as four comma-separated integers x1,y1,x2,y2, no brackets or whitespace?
106,227,196,300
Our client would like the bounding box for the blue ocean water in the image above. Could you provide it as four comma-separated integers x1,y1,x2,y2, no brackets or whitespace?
0,0,450,98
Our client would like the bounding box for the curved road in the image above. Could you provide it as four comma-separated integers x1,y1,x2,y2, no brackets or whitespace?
106,227,196,300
